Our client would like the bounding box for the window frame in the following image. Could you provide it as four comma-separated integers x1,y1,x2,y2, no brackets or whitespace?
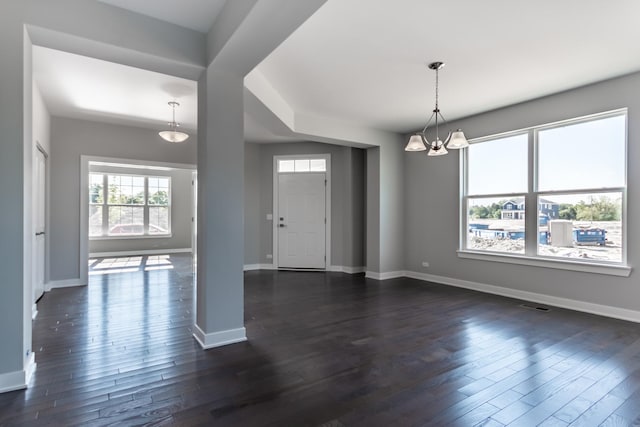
89,173,172,240
277,157,327,173
459,109,631,277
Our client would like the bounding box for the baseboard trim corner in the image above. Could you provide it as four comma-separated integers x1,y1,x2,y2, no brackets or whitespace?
45,278,84,292
0,353,36,394
365,270,406,280
404,270,640,324
328,265,366,274
192,324,247,350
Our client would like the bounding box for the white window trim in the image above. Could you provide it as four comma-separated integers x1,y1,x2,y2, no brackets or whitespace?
272,154,331,270
458,109,631,277
458,250,631,277
89,173,172,239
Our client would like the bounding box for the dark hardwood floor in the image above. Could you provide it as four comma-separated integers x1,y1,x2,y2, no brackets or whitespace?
1,254,640,426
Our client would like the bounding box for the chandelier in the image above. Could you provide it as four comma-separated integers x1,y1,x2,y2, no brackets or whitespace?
405,62,468,155
159,101,189,143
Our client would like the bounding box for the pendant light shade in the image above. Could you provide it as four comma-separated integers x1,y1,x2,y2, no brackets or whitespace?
159,101,189,143
446,129,469,149
159,129,189,143
405,62,469,155
427,139,448,156
405,134,427,151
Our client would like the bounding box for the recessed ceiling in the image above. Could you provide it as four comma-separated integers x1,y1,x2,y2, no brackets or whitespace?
97,0,226,33
33,46,197,132
256,0,640,133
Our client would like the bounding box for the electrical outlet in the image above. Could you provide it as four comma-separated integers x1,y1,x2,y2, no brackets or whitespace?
421,261,429,268
266,254,273,259
266,214,273,220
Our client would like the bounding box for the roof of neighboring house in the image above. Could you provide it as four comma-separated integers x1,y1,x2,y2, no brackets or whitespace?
502,197,558,206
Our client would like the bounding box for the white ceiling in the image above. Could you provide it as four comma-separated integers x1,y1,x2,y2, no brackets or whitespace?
33,46,198,132
257,0,640,133
34,0,640,142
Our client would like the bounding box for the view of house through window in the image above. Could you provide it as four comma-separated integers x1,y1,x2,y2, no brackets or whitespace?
464,111,626,264
90,173,171,238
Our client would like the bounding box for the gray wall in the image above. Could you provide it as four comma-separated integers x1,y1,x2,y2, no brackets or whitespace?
379,139,405,273
404,71,640,311
51,116,196,281
244,142,262,265
88,165,193,255
366,148,381,272
244,141,366,268
343,147,366,267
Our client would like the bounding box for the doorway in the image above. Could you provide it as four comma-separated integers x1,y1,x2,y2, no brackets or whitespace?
79,156,197,285
273,155,331,270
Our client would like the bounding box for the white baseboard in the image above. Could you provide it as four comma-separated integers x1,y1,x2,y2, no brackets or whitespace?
405,270,640,324
327,265,366,274
365,270,405,280
245,265,365,274
192,324,247,350
243,264,275,271
89,248,192,258
45,278,84,292
0,353,36,394
25,352,36,387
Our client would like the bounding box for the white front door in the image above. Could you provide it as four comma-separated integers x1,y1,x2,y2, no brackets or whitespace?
33,148,46,303
277,173,326,269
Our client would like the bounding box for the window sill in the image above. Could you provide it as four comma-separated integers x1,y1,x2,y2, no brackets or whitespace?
90,234,172,241
457,250,632,277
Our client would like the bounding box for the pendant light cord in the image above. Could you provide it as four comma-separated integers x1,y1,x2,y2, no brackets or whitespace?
434,66,439,143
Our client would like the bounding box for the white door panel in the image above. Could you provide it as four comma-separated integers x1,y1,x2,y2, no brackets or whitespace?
33,149,46,303
278,173,326,268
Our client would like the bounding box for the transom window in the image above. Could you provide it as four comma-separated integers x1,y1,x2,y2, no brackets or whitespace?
277,158,326,173
462,110,627,267
89,173,171,238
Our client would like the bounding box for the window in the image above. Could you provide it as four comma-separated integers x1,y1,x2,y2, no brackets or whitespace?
462,110,627,268
466,133,528,255
277,158,326,173
89,173,171,238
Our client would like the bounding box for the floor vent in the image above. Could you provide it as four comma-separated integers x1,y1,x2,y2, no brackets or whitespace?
520,303,550,312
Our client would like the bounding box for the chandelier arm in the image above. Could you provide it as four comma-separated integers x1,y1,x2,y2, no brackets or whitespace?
421,111,437,134
437,110,449,144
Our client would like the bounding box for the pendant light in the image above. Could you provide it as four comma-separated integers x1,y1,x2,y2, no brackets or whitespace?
405,61,469,155
159,101,189,143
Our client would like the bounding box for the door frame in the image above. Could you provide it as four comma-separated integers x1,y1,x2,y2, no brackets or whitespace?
272,154,331,270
